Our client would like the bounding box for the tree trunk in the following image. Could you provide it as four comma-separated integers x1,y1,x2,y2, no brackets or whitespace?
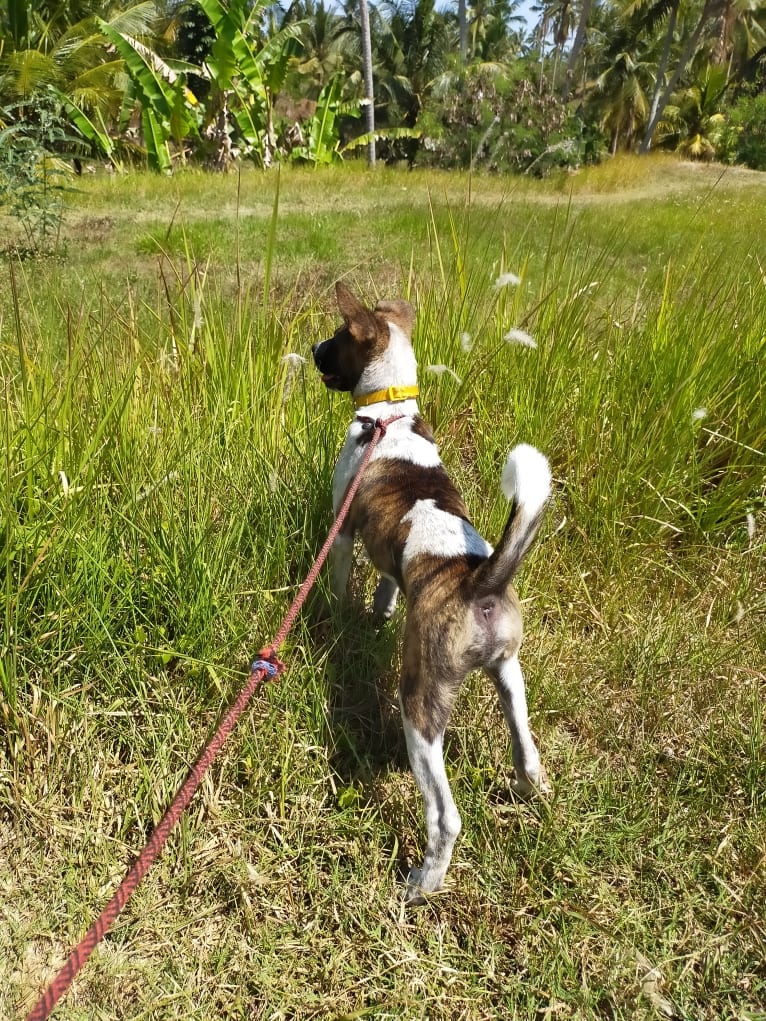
562,0,593,102
359,0,376,167
639,0,715,154
458,0,467,62
639,0,679,153
538,16,548,94
712,0,736,65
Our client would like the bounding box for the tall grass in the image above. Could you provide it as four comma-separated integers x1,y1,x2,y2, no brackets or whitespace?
1,162,765,1020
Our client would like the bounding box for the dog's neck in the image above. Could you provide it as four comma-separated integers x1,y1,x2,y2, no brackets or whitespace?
354,384,419,410
351,321,419,419
353,396,420,423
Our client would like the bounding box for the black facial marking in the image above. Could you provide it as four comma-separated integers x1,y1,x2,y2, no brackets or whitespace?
312,329,365,392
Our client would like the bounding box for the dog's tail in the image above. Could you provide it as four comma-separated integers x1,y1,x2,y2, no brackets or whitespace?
470,444,551,599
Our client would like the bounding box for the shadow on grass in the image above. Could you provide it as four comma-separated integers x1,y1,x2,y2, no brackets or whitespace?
310,590,407,777
305,585,421,878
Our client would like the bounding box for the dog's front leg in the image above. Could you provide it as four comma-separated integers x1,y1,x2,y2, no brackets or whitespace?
400,704,462,903
329,528,354,598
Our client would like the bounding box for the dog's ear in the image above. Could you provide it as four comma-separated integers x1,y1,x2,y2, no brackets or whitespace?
335,281,367,321
374,299,415,339
336,281,377,343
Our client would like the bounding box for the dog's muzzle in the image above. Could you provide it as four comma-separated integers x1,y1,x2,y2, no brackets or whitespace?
312,339,343,390
311,340,327,370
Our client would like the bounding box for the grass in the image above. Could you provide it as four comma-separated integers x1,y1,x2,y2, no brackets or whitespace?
1,156,765,1020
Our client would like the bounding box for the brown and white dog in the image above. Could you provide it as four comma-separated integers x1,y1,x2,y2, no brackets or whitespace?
313,282,551,902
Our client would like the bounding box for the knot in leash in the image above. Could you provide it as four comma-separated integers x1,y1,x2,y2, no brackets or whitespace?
250,649,285,679
356,413,405,437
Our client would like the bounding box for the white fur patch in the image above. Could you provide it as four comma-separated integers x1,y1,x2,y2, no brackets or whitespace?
332,420,442,513
500,444,551,516
400,705,462,897
371,421,441,468
354,322,418,398
401,499,492,571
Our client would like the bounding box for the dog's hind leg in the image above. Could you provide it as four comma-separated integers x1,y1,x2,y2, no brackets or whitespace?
372,575,399,620
400,708,462,903
399,642,463,902
488,655,547,796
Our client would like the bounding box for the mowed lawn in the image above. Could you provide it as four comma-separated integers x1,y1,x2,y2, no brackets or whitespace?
1,156,765,1020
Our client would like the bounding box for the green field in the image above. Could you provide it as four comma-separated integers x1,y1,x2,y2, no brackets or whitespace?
2,157,765,1020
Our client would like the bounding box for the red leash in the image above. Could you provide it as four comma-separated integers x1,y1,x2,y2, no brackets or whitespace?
25,415,398,1021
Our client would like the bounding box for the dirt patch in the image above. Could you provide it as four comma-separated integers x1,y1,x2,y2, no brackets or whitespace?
69,215,116,243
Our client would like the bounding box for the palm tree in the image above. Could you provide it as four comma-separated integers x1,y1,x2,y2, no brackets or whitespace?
358,0,376,163
562,0,597,100
468,0,525,62
710,0,766,81
634,0,682,152
593,46,652,151
0,0,127,109
282,0,354,95
661,61,728,156
0,1,167,166
381,0,451,125
638,0,717,152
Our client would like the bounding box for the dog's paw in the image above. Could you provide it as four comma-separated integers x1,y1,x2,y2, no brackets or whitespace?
402,866,448,906
402,868,428,906
512,765,552,798
372,578,399,621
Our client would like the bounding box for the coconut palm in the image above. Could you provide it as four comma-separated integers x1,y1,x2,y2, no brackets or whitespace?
659,60,728,155
562,0,597,100
638,0,718,151
281,0,355,95
592,46,652,151
380,0,451,126
359,0,376,162
467,0,525,62
0,0,132,109
710,0,766,81
0,2,170,165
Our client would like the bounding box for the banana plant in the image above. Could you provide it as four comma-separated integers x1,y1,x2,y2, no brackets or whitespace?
292,76,357,165
196,0,304,165
56,94,117,163
289,76,420,166
97,19,200,172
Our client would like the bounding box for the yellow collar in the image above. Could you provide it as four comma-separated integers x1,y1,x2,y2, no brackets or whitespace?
353,385,419,409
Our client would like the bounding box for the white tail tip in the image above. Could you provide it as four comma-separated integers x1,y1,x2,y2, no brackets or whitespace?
501,444,552,513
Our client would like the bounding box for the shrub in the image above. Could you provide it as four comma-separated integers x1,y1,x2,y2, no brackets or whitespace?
0,91,83,256
415,64,605,174
716,90,766,170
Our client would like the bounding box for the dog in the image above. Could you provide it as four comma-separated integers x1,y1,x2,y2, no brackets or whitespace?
312,282,552,902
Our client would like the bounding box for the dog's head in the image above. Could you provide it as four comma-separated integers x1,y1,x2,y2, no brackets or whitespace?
312,282,416,396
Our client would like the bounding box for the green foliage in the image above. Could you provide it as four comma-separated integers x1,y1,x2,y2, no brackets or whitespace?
56,88,117,164
719,89,766,170
0,90,83,254
658,63,729,158
96,18,200,173
195,0,304,166
418,63,600,173
287,75,363,164
1,0,766,173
